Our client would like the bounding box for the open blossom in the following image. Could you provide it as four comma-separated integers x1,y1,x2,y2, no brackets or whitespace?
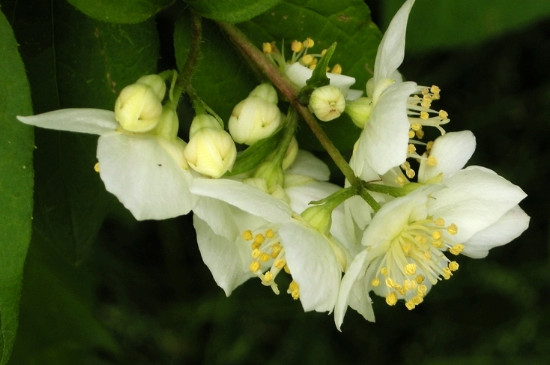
349,0,450,182
335,131,529,328
17,78,197,220
190,151,350,312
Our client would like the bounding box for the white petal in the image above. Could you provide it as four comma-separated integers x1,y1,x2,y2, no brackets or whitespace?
285,63,356,97
373,0,415,83
418,131,476,182
429,166,527,242
351,81,418,177
462,206,530,258
17,108,118,135
193,215,253,295
285,150,330,181
190,178,292,223
279,221,341,312
285,181,339,214
97,133,196,220
334,249,374,329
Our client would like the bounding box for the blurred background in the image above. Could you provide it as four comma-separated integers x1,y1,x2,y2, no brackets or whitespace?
5,0,550,363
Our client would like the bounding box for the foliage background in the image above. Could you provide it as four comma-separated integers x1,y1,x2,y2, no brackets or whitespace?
1,0,549,363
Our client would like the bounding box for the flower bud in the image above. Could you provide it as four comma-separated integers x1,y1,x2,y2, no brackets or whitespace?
253,160,285,194
183,128,237,178
301,205,332,235
157,137,189,169
248,83,278,104
136,74,166,101
115,83,163,133
153,106,179,139
345,97,373,128
228,97,282,145
282,137,299,170
189,114,222,138
309,85,346,122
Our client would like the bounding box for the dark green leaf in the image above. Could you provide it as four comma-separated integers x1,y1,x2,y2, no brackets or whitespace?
174,12,258,121
185,0,281,23
381,0,550,51
16,0,161,265
67,0,175,24
0,10,34,365
10,233,119,363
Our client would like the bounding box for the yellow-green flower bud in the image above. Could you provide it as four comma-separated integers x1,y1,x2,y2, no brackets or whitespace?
345,97,373,128
248,83,278,104
183,128,237,178
136,74,166,101
153,106,179,139
115,83,163,133
253,160,285,194
228,97,282,145
189,114,222,138
309,85,346,122
301,205,332,235
282,137,299,170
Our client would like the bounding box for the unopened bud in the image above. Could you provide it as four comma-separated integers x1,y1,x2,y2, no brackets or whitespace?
115,83,163,133
189,114,222,138
249,83,278,104
345,97,373,128
282,137,299,170
136,74,166,101
253,160,284,194
301,205,332,235
309,85,346,122
183,128,237,178
153,106,179,139
228,97,282,145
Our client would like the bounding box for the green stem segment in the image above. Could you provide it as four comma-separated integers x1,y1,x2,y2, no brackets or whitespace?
217,21,359,186
173,11,203,106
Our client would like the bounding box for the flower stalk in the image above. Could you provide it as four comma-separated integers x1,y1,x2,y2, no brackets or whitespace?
216,21,359,186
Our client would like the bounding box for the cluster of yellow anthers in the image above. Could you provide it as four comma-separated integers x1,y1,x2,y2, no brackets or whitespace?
262,37,343,74
370,216,462,310
396,85,450,185
241,228,300,300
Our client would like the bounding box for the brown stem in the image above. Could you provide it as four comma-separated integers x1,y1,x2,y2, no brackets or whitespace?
216,21,359,185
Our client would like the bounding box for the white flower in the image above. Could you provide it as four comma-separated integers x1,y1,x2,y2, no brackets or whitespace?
190,152,348,312
285,62,360,100
349,0,450,181
334,131,529,328
17,108,196,220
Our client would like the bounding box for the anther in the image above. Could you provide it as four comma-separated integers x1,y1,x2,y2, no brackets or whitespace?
302,38,314,48
291,40,303,53
262,42,273,54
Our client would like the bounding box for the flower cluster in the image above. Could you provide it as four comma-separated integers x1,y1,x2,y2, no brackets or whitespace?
17,0,528,328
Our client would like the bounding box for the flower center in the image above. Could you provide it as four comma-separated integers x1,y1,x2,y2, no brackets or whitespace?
368,216,462,310
241,227,299,300
396,85,450,185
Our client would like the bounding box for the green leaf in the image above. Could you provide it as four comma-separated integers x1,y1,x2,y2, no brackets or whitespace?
16,0,161,265
381,0,550,51
66,0,175,24
185,0,281,23
10,233,119,364
174,12,258,121
177,0,380,151
0,10,34,365
226,131,283,176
